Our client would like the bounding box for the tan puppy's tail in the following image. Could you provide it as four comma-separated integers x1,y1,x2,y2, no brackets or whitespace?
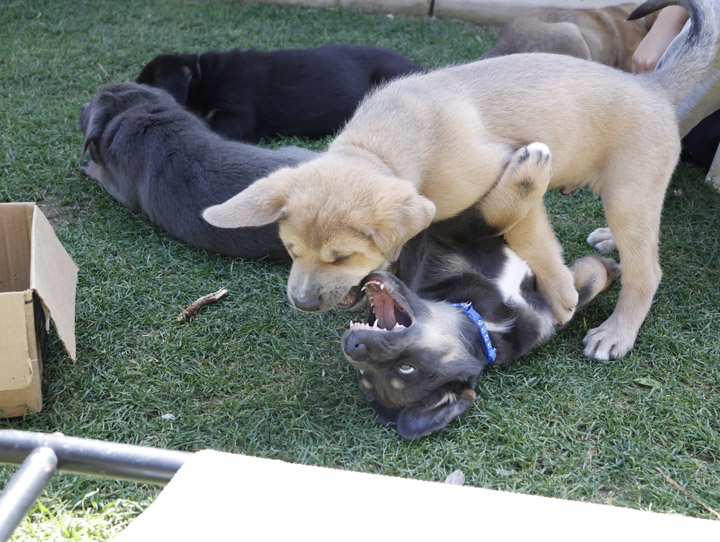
631,0,720,136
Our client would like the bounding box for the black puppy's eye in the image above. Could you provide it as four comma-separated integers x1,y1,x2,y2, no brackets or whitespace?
397,364,415,375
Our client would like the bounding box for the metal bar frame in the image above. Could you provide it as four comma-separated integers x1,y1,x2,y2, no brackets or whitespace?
0,430,192,542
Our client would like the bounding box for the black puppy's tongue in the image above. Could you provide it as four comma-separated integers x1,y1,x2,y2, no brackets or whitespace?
373,291,398,330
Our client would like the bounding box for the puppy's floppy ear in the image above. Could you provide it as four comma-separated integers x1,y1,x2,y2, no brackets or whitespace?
369,191,436,262
137,53,199,105
81,123,99,157
202,170,295,228
80,101,109,159
396,385,476,440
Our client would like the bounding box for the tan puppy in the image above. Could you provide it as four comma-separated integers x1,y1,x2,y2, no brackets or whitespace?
204,0,719,360
481,3,657,72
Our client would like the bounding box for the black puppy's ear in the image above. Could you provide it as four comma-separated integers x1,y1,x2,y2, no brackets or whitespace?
396,386,476,440
158,65,193,105
138,54,199,106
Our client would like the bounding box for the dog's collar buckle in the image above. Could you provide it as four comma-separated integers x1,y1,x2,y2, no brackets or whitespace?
449,301,497,364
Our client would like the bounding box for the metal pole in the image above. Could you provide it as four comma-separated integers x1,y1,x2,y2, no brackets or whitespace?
0,446,57,542
0,430,190,485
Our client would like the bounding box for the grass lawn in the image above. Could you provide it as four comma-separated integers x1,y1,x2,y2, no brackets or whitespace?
2,0,719,538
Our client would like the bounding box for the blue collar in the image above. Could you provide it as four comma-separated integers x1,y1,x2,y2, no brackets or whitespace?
448,301,497,364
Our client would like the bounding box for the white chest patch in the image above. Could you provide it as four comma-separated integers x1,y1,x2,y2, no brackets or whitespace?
496,248,533,307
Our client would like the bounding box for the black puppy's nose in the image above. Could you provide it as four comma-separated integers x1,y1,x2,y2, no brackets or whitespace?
291,294,321,312
343,338,367,356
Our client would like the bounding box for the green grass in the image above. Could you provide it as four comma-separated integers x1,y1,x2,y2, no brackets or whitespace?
2,0,719,538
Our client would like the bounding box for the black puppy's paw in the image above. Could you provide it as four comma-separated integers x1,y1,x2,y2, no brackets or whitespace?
80,159,103,181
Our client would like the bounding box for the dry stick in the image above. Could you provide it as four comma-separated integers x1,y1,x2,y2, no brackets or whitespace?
177,287,228,321
655,466,720,519
97,63,110,79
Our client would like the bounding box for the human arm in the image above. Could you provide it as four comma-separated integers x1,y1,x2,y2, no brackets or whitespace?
631,6,689,74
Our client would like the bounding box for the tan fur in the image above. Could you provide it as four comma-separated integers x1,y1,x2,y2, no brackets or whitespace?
203,50,681,360
571,255,622,307
482,3,657,72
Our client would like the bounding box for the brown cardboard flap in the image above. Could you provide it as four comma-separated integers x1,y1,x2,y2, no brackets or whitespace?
0,291,35,390
30,206,79,361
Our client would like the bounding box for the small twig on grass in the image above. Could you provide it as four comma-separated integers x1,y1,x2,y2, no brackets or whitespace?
176,287,228,321
97,63,110,79
655,467,720,519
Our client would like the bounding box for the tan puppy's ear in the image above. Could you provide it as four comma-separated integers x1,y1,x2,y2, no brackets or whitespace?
203,170,295,228
370,192,436,262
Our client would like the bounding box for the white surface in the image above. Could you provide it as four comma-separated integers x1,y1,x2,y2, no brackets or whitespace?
114,450,720,541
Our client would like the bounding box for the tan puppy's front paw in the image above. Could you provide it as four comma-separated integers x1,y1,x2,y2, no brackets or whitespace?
587,227,617,254
538,265,578,326
479,142,553,235
506,142,553,199
582,318,635,360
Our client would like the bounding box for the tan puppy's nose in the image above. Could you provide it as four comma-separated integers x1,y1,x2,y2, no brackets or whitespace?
290,293,322,312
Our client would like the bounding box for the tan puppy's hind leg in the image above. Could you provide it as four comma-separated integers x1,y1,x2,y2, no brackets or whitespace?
583,174,665,360
478,142,553,234
504,200,578,326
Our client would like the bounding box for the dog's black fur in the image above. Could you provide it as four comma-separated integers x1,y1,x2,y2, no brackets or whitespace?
136,44,424,143
79,83,316,260
342,207,619,439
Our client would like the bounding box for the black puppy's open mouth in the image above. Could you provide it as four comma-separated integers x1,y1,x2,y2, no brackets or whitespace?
348,274,413,332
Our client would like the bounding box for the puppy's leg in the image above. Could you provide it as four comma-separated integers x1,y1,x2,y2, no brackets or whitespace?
583,164,669,360
504,200,579,326
478,142,553,234
80,159,103,181
570,255,620,309
481,143,577,325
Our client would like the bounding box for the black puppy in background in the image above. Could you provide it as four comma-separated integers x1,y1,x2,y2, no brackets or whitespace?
79,83,316,260
136,44,423,143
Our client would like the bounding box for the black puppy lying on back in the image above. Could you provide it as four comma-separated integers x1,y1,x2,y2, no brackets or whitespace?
79,83,315,259
343,202,619,440
136,44,423,143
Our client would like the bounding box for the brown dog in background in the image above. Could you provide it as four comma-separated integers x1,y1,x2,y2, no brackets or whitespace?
481,3,657,71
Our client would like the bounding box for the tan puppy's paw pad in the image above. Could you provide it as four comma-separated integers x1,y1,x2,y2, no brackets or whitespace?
582,322,634,360
587,227,617,253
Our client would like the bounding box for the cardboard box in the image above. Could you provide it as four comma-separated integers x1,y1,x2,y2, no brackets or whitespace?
0,203,78,417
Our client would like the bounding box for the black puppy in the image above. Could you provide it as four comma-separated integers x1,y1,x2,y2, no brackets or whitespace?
79,83,316,260
136,44,423,142
342,206,619,440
